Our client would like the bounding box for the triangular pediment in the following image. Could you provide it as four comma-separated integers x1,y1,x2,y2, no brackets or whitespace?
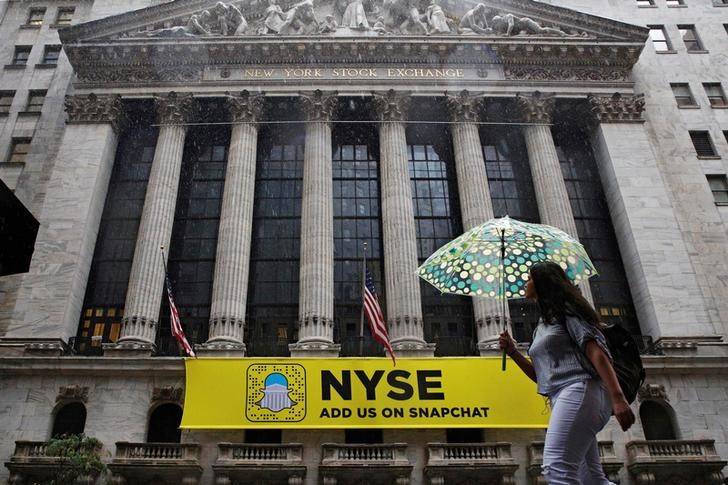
60,0,647,43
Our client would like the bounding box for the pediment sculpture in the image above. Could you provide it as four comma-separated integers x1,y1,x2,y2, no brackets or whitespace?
140,0,586,38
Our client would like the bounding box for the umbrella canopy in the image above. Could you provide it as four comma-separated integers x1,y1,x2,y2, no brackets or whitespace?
417,216,598,299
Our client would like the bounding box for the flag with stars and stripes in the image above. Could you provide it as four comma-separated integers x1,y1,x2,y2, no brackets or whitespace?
363,264,395,365
164,270,196,358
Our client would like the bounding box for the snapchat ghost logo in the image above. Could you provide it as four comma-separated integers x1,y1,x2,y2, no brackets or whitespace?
246,364,306,422
257,372,296,412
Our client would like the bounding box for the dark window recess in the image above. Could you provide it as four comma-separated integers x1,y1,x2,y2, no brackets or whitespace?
52,402,87,437
0,178,39,276
78,113,158,353
55,7,75,25
446,428,484,443
554,127,643,341
707,175,728,205
159,122,230,355
245,429,283,444
689,131,717,157
647,26,671,51
640,401,678,440
8,138,31,163
147,403,183,443
25,90,46,112
481,126,541,342
27,8,46,26
703,83,727,107
678,25,703,51
409,126,474,356
670,83,696,107
333,125,385,357
11,46,32,66
246,125,304,356
0,91,14,114
636,0,654,5
666,0,684,5
345,429,383,444
41,45,61,65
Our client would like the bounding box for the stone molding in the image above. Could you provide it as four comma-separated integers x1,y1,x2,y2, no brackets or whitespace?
57,385,89,403
637,383,669,402
504,65,631,82
371,90,411,122
515,91,554,124
152,386,184,404
446,90,485,123
155,92,196,125
588,92,645,123
297,90,339,122
64,93,126,132
226,90,265,123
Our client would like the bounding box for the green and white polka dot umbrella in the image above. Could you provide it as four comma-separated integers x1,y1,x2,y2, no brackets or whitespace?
416,216,598,299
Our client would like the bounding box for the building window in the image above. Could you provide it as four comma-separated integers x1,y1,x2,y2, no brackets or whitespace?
677,25,704,51
26,8,46,26
707,175,728,205
52,402,87,437
640,401,679,440
345,429,383,444
636,0,655,5
11,46,32,66
689,131,718,157
40,45,62,65
245,429,282,444
8,138,31,163
55,7,75,25
147,403,182,443
0,91,14,115
666,0,685,5
670,83,696,107
25,90,47,113
703,83,727,107
647,26,672,52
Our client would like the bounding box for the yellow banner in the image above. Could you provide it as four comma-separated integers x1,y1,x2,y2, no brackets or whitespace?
182,358,549,429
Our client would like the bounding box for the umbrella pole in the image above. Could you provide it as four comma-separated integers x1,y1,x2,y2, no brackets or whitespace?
500,229,507,371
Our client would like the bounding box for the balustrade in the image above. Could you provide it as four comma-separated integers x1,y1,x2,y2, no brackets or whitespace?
626,439,726,485
213,443,305,485
424,442,517,485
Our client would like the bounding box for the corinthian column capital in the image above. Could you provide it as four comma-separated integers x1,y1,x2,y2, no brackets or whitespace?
588,92,645,123
446,90,484,123
226,90,265,123
155,91,195,125
64,93,126,132
516,91,554,124
371,89,411,122
297,90,339,122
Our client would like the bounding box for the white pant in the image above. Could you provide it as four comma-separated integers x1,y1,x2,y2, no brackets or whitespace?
542,379,615,485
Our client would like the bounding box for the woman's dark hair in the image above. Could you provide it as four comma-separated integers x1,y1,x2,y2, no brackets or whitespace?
529,261,600,326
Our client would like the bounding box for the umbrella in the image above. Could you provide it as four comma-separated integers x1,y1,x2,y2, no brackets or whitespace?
416,216,598,369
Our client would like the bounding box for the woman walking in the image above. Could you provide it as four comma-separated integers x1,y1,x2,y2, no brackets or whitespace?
499,261,635,484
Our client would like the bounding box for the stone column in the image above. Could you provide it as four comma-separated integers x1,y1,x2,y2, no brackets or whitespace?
289,90,340,357
588,93,714,341
0,94,125,356
110,92,194,355
516,91,593,303
372,90,433,356
198,92,264,356
446,91,508,354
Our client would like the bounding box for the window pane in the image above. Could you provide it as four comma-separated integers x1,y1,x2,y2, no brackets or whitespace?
689,131,717,157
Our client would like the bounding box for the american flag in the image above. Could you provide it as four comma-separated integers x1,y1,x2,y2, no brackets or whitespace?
164,270,196,358
363,264,396,365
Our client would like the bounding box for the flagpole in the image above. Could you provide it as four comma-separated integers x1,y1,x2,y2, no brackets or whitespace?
359,241,367,356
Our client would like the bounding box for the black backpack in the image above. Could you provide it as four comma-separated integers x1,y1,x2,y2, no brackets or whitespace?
600,323,646,404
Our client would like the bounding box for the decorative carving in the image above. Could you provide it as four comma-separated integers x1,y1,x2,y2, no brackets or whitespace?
588,92,645,123
146,10,212,37
371,89,411,122
76,66,202,84
259,0,286,34
319,14,338,33
145,2,246,37
382,0,428,35
459,3,490,35
505,66,630,82
425,0,450,34
341,0,369,30
297,90,338,122
211,1,248,35
446,90,484,123
279,0,319,35
637,383,669,402
155,92,195,125
152,386,184,403
57,385,89,403
516,91,554,124
226,90,265,123
491,13,578,37
64,94,126,132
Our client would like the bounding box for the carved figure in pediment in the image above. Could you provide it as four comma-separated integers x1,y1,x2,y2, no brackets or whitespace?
459,4,491,35
490,13,573,36
212,2,248,35
146,10,213,37
342,0,369,30
425,0,450,34
279,0,319,34
372,15,386,33
382,0,428,35
320,14,338,33
259,0,286,34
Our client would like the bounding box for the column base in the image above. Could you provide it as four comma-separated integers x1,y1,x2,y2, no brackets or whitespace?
0,338,68,357
103,340,155,358
478,340,529,357
391,340,436,358
289,341,341,358
195,341,246,357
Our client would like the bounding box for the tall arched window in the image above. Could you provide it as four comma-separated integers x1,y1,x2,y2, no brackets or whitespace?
640,400,679,440
147,403,183,443
51,402,87,437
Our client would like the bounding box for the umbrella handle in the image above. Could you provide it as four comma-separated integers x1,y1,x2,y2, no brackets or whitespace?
502,349,507,371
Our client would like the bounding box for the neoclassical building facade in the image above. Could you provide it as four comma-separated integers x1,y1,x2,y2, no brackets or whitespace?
1,0,727,483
